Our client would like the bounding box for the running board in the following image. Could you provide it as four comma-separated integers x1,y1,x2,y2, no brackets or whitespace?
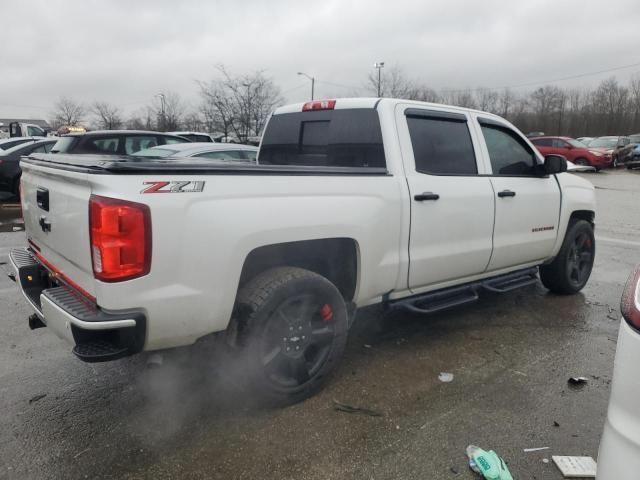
389,267,539,315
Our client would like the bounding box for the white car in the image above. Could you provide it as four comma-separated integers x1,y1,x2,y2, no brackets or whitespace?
597,266,640,479
132,142,258,162
0,136,44,151
10,97,595,404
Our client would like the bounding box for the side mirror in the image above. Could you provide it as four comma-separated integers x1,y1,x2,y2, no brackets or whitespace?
544,154,567,174
9,122,21,138
565,144,573,150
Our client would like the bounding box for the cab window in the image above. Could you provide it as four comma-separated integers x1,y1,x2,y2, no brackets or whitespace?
27,126,44,137
406,110,477,175
480,123,538,176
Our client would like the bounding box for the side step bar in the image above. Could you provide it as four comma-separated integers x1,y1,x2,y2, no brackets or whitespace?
389,267,539,315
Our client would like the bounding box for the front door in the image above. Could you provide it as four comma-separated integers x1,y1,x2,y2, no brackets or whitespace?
475,118,561,271
397,106,495,290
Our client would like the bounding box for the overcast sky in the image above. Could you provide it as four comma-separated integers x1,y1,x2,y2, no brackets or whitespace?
3,0,640,120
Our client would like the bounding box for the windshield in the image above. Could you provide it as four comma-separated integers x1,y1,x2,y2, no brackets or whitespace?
50,136,79,153
567,139,585,148
589,137,618,148
132,147,178,158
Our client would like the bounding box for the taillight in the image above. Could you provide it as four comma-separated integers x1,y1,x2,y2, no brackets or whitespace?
621,264,640,330
89,195,151,282
302,100,336,111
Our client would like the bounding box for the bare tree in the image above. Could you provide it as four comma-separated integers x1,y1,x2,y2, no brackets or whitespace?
366,65,418,98
414,86,441,103
91,102,122,130
183,112,204,131
630,74,640,129
151,92,184,131
498,88,514,118
126,106,154,130
476,88,499,113
199,65,283,142
51,96,85,128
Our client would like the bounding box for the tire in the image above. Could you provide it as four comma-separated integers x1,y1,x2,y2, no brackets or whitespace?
232,267,348,405
574,158,588,166
612,157,618,168
540,220,595,295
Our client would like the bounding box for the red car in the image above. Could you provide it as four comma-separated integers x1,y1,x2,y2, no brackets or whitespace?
530,136,612,170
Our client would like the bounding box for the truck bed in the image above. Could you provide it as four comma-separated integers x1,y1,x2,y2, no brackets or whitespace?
23,153,389,176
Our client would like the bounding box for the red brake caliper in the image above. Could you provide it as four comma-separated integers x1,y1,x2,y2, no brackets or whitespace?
320,304,333,322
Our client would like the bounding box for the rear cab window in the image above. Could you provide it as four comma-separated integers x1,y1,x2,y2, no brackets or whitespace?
405,109,477,175
259,108,386,168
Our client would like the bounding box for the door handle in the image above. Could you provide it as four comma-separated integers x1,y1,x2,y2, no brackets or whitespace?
414,192,440,201
497,190,516,198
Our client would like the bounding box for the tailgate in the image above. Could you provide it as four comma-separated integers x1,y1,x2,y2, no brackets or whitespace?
21,161,96,297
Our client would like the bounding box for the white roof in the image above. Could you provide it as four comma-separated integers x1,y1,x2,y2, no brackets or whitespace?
273,97,505,119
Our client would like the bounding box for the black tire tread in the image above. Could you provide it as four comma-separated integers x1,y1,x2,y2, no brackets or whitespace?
233,266,348,406
540,219,594,294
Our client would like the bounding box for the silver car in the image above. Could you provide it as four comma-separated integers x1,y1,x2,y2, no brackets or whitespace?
132,142,258,162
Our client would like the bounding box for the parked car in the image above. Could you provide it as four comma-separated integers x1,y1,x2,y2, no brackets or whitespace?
597,265,640,479
626,144,640,169
167,131,215,143
530,136,611,170
0,139,57,196
576,137,594,145
0,137,42,151
50,130,189,155
589,136,633,167
0,122,47,139
10,97,595,405
133,142,258,162
628,133,640,146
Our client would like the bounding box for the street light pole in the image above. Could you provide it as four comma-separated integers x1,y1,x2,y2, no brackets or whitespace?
297,72,315,100
374,62,385,97
155,92,166,131
242,82,251,142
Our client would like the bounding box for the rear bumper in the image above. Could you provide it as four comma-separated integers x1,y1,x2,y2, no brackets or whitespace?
9,248,146,362
597,320,640,479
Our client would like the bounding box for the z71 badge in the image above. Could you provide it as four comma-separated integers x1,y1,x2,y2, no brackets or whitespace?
141,181,205,193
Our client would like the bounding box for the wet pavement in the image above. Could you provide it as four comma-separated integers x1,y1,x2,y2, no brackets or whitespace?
1,169,639,479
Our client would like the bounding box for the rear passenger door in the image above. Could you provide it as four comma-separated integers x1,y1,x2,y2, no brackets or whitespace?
397,106,495,290
475,118,560,271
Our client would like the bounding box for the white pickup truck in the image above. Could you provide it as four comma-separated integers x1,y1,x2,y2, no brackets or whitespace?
9,98,596,404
